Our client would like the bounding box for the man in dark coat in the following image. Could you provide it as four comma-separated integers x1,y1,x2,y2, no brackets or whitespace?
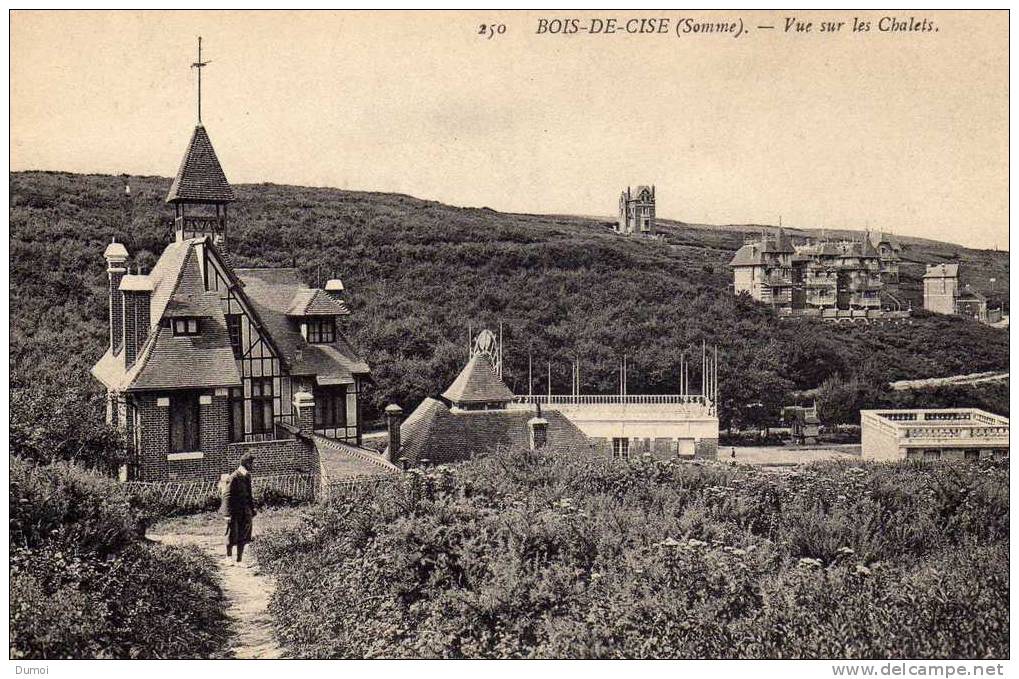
225,453,257,563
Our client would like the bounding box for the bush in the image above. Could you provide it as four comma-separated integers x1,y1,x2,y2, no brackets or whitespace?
257,448,1008,659
9,458,230,659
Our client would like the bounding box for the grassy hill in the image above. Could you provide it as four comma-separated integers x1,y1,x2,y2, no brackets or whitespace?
9,171,1009,438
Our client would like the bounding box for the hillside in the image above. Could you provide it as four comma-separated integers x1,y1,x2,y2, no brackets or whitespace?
9,171,1009,436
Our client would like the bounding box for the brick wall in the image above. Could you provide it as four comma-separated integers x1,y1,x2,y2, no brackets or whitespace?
133,389,316,482
109,270,124,354
136,393,169,481
123,293,138,366
226,437,315,477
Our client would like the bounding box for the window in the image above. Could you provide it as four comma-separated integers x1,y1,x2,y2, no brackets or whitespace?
923,449,941,460
169,392,201,453
306,317,335,344
250,378,274,434
226,314,243,358
965,450,980,461
314,388,347,428
227,387,245,442
172,318,200,336
612,437,630,460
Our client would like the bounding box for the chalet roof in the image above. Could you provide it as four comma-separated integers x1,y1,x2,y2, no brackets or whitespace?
92,239,368,392
859,238,880,258
392,398,592,465
729,244,763,267
92,239,241,392
868,231,903,252
285,288,350,316
924,263,959,279
441,354,515,405
234,267,370,384
958,285,987,302
166,125,236,204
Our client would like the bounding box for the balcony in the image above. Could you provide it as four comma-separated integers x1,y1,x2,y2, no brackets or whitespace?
762,275,792,287
849,279,883,292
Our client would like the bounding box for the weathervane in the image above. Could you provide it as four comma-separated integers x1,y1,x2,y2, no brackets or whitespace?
191,36,211,123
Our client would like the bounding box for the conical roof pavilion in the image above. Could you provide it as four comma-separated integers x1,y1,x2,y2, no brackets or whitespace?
441,354,515,406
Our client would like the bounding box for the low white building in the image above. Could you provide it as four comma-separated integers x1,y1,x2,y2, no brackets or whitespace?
513,394,719,459
861,408,1009,461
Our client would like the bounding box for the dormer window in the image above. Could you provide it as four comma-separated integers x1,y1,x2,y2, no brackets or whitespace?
172,318,200,336
306,317,335,344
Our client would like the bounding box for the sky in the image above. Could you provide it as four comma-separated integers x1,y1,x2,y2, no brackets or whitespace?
10,10,1009,249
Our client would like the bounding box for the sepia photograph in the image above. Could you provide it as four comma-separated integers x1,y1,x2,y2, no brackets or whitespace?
7,8,1010,670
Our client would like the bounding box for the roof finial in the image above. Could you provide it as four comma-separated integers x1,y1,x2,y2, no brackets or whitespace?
191,36,210,124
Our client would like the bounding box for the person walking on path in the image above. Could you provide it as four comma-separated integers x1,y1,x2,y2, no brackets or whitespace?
225,453,257,564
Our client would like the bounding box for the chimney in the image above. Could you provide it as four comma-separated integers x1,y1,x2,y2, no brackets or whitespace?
324,278,345,301
528,415,549,450
120,274,153,367
104,241,128,354
293,391,316,433
385,403,403,463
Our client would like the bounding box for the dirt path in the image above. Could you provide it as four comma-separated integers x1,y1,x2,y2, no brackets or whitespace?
150,512,292,659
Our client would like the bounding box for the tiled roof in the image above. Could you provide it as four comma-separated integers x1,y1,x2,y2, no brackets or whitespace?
314,435,399,480
166,125,236,204
393,398,592,465
859,238,880,258
93,238,368,392
234,267,370,383
441,354,515,405
91,239,241,391
958,285,987,302
729,244,763,267
868,231,903,252
285,288,350,316
924,263,959,279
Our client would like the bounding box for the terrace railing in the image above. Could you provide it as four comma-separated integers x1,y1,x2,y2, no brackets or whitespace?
514,394,709,406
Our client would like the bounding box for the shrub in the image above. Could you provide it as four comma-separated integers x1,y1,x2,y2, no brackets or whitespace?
9,458,230,659
257,448,1008,659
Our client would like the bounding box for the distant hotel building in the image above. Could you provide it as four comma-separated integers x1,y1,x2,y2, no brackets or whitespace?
729,229,903,319
861,408,1009,461
617,185,655,235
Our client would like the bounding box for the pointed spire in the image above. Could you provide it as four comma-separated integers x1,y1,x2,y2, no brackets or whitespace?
165,125,235,204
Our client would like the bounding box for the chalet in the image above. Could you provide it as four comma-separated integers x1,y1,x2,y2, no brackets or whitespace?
923,263,959,315
92,118,375,482
867,230,902,285
730,230,887,316
923,264,1002,324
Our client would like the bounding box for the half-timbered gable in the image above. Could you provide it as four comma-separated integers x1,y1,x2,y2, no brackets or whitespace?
93,118,374,482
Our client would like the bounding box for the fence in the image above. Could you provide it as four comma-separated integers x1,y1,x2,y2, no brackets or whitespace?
124,472,320,512
514,394,708,406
